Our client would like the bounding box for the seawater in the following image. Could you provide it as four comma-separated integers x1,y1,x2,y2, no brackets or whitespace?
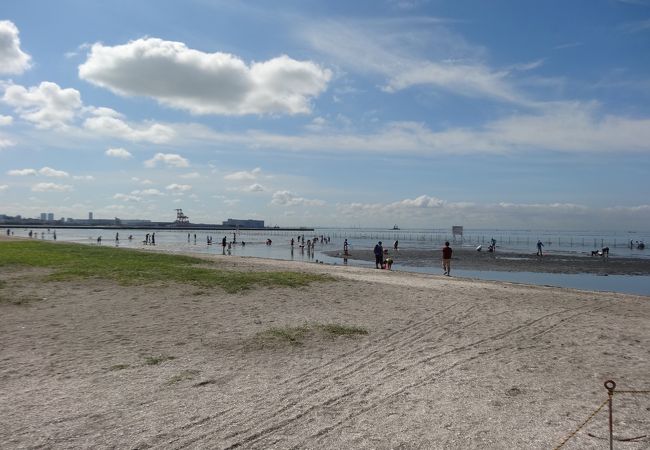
6,226,650,297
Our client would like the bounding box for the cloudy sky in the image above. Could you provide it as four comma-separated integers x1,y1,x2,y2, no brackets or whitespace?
1,0,649,230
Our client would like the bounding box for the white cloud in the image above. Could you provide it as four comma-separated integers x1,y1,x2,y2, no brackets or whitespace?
32,182,73,192
2,82,82,128
73,175,94,181
113,193,141,202
302,20,530,105
105,147,133,159
78,38,332,115
224,167,261,181
382,62,522,104
189,101,650,155
166,183,192,192
84,108,174,143
144,152,189,168
0,115,13,126
247,183,265,192
0,184,8,192
331,195,650,230
179,171,201,179
0,136,14,148
131,177,153,185
0,21,31,75
271,190,325,207
228,182,267,193
131,188,163,196
39,166,69,178
8,168,37,176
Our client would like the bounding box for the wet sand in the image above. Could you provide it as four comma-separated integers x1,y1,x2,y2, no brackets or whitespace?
1,244,649,449
324,247,650,275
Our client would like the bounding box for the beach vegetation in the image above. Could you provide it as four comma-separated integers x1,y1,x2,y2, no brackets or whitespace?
167,369,200,385
144,355,175,366
0,240,331,293
256,325,310,346
317,323,369,336
254,323,368,347
108,364,130,371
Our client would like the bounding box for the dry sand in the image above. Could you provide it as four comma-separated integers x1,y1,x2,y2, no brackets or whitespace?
1,250,649,449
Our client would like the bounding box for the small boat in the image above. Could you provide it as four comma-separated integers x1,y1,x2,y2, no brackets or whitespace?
392,225,400,230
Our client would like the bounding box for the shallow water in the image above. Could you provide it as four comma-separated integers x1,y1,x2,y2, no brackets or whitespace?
6,227,649,297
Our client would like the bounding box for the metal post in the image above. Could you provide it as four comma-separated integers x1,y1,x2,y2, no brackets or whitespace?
605,380,616,450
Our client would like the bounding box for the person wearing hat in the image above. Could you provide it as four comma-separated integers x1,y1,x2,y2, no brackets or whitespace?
374,241,384,269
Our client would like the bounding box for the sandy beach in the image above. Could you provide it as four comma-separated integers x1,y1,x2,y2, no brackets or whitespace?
324,247,650,275
1,243,649,449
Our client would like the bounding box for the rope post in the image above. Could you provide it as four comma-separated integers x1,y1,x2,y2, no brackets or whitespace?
605,380,616,450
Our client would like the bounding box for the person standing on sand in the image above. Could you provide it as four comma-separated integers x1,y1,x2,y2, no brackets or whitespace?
536,240,544,256
344,239,349,255
374,241,384,269
442,241,452,276
394,240,399,251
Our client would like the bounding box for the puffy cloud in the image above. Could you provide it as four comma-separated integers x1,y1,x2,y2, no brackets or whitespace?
78,38,331,115
0,21,31,75
31,182,73,192
39,166,69,178
166,183,192,192
2,82,82,128
224,167,261,181
0,184,8,191
73,175,94,181
0,115,13,126
247,183,265,192
113,193,141,202
8,168,37,176
0,136,14,148
145,153,189,168
271,190,325,207
84,108,174,143
105,147,133,159
131,188,163,196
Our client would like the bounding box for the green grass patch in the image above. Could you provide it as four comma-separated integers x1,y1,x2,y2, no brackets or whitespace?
144,355,175,366
0,240,331,293
317,324,369,336
256,326,310,346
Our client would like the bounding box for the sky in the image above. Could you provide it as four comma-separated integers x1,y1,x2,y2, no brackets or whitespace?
1,0,649,230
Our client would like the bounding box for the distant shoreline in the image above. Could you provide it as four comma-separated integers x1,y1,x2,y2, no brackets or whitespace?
324,247,650,276
1,224,313,231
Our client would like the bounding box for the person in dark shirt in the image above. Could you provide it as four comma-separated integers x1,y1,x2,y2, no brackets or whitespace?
374,241,384,269
442,241,452,276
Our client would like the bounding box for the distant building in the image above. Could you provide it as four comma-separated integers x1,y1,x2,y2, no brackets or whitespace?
88,212,93,220
47,213,54,221
40,213,47,221
222,218,264,228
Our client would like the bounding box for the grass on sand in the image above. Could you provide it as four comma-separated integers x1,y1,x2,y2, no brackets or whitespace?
0,240,331,293
254,323,369,347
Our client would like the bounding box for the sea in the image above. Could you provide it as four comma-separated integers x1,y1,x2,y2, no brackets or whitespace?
5,226,650,297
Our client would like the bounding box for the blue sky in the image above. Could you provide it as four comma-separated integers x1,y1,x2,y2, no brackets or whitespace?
1,0,649,230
